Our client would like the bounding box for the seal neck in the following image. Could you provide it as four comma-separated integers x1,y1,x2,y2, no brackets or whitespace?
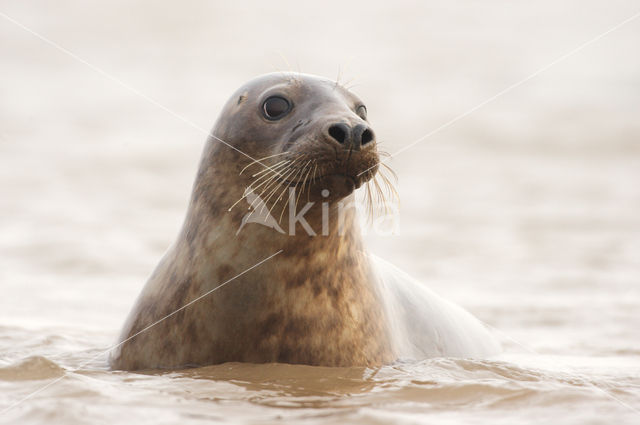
176,155,395,366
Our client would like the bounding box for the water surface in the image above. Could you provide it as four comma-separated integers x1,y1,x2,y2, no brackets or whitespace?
1,0,639,423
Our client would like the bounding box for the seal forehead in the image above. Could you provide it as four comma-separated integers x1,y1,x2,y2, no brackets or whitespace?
238,73,361,107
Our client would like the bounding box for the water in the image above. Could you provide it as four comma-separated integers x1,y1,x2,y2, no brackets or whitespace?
1,0,640,423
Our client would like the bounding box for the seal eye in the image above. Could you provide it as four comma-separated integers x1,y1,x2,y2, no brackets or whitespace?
263,96,291,120
356,105,367,120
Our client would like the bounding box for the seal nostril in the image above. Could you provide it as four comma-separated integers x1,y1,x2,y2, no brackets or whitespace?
328,124,348,144
361,129,374,146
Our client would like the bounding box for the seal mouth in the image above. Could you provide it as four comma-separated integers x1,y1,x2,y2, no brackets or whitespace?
285,173,362,189
243,145,379,201
319,173,359,189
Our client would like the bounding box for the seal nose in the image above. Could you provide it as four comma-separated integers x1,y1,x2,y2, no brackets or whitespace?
327,123,375,150
328,123,350,145
354,124,374,148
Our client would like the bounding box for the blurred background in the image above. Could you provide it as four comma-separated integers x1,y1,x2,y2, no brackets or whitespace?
1,1,639,424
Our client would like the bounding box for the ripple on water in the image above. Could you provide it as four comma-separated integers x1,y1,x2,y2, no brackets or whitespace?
0,356,65,381
1,354,639,425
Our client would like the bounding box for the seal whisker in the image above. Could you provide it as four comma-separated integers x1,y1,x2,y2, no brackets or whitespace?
250,158,289,178
307,160,317,202
240,151,289,175
249,160,292,185
380,162,398,180
277,197,290,223
246,161,292,190
257,157,302,198
295,161,313,212
247,172,288,212
342,76,355,88
292,161,311,207
358,152,399,220
364,180,374,224
344,82,362,91
378,165,399,207
228,161,294,212
274,51,294,80
235,164,287,210
257,181,285,217
376,145,392,158
259,163,303,217
379,171,398,219
276,164,307,223
228,191,254,212
242,155,303,220
374,176,389,216
246,165,300,222
248,154,304,198
312,162,318,184
334,66,342,91
360,162,399,225
371,180,380,222
364,180,380,222
371,172,387,214
254,162,294,198
254,160,299,204
315,163,327,187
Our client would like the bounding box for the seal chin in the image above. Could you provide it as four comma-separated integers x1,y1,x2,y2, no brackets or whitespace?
320,174,364,199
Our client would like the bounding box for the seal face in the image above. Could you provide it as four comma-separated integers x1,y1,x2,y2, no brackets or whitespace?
218,73,380,203
109,73,500,371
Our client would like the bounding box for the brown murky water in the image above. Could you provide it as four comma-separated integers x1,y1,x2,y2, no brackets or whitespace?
1,0,640,424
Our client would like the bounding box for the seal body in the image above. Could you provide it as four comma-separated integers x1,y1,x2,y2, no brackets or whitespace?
109,73,499,370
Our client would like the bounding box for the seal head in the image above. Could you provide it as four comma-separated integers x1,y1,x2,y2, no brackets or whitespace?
215,73,379,202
